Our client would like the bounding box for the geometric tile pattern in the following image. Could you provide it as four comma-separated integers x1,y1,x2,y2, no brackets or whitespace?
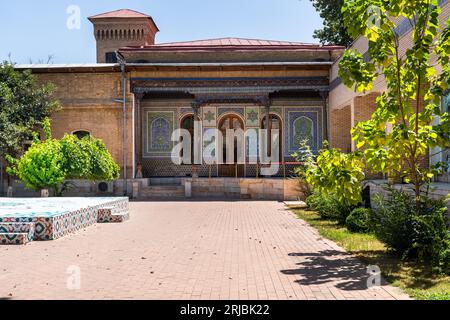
284,107,323,155
245,106,260,127
202,106,216,127
0,198,129,244
144,110,176,157
218,107,245,118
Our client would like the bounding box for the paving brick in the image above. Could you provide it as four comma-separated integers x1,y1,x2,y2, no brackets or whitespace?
0,201,409,300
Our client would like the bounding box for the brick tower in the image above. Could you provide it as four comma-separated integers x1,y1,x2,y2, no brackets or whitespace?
88,9,159,63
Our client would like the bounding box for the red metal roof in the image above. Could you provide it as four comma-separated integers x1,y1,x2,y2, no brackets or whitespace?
88,9,151,19
156,38,316,47
120,37,344,52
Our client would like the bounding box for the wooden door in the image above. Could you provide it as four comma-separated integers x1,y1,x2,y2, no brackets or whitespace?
218,114,245,177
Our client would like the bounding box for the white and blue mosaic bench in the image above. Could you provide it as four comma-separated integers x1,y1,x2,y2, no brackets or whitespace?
0,197,129,245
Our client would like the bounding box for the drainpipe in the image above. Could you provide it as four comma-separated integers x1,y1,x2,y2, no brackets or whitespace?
0,156,3,195
116,52,128,196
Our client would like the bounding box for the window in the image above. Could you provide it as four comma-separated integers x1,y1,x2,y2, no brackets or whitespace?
220,114,244,164
105,52,117,63
73,130,90,139
180,115,195,164
23,133,41,152
261,114,282,160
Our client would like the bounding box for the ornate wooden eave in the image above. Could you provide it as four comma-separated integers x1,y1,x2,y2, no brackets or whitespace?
131,77,329,95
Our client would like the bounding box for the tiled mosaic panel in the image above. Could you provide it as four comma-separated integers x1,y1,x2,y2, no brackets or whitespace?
202,107,216,127
180,107,193,117
284,107,323,155
141,159,291,178
51,206,98,240
218,107,245,118
144,110,176,157
246,107,260,127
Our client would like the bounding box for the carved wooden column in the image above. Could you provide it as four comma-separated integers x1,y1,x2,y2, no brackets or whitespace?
191,101,202,177
319,90,330,146
134,92,144,178
262,96,271,157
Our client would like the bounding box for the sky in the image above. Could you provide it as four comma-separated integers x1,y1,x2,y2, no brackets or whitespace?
0,0,324,64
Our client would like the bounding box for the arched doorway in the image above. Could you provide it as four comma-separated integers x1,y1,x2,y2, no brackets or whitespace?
180,114,195,164
261,114,283,162
218,114,245,177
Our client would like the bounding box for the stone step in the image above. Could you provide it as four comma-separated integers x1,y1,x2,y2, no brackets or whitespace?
149,178,182,186
139,185,186,199
145,185,185,191
0,233,32,245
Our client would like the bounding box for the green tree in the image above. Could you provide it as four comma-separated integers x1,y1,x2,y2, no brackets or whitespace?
0,62,59,158
7,139,66,194
8,122,120,196
339,0,450,205
310,0,354,46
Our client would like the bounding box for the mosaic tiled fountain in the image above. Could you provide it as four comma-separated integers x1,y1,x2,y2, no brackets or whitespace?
0,197,129,245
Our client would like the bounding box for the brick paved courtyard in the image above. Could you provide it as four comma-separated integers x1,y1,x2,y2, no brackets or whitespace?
0,201,409,300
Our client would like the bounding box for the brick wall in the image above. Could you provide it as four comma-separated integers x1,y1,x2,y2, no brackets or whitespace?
353,92,378,126
329,105,351,152
35,72,134,178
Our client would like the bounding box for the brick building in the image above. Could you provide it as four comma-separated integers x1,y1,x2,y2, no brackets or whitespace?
4,9,345,199
3,6,449,198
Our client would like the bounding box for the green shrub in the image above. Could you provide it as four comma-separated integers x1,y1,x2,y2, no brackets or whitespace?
346,208,372,233
371,189,420,255
306,193,355,224
372,187,450,274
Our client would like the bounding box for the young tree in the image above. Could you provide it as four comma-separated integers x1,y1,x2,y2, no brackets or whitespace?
0,62,59,157
305,145,365,207
339,0,450,205
310,0,354,47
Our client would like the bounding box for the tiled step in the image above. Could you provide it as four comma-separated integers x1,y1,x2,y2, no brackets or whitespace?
0,222,34,234
0,223,34,245
97,207,130,223
0,233,32,245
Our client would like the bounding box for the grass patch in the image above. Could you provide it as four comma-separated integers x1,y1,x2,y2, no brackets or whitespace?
292,207,450,300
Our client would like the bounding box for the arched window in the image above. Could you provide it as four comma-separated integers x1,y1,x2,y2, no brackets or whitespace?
293,116,314,149
73,130,90,139
180,114,195,164
261,114,282,160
